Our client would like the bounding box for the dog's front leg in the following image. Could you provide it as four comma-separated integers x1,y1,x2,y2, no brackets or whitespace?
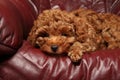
68,42,84,62
68,41,97,62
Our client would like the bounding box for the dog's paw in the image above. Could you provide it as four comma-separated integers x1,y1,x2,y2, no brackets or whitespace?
68,51,83,62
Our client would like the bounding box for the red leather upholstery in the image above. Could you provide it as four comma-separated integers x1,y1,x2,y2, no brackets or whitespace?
0,0,50,56
0,0,120,80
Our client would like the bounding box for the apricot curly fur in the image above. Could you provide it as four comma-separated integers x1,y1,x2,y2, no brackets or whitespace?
28,8,120,62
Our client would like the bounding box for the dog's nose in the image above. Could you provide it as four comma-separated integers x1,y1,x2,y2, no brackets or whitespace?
51,45,58,52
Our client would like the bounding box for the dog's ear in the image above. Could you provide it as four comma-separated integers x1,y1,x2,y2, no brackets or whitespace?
27,26,38,46
27,33,36,46
27,19,42,46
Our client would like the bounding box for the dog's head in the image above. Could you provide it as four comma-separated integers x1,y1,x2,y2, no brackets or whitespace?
35,21,75,54
28,9,76,54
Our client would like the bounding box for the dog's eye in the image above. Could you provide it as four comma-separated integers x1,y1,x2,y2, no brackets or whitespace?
62,33,68,36
39,32,49,37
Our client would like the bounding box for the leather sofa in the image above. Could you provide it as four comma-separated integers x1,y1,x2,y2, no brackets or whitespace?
0,0,120,80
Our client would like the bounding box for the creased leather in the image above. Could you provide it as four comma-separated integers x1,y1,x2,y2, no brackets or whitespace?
0,0,39,56
1,41,120,80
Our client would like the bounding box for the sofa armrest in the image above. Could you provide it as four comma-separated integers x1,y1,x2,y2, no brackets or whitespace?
0,0,40,57
0,41,120,80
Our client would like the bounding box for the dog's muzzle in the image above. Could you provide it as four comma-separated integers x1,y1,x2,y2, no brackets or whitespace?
51,45,58,52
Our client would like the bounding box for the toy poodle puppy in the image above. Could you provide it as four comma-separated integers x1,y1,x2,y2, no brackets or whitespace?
27,9,120,62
